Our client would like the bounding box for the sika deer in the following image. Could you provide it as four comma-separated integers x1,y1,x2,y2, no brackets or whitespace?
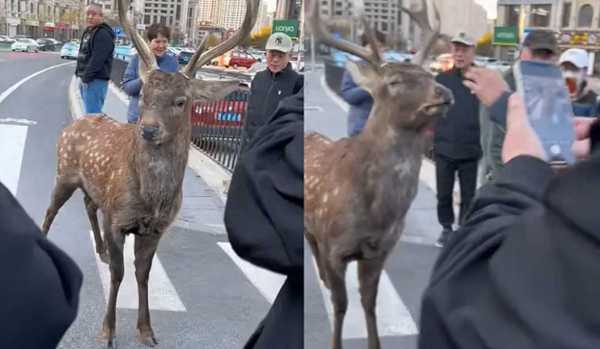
41,0,258,346
304,1,453,348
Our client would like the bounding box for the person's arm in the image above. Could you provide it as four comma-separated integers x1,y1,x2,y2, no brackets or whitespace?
82,29,114,83
121,55,142,96
340,70,371,105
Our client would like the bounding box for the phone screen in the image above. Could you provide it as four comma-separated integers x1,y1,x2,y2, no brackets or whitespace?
514,60,576,165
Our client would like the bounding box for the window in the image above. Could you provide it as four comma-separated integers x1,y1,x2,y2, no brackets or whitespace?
144,14,150,23
530,4,551,27
176,5,181,20
562,2,571,27
506,5,520,27
381,22,388,31
160,16,166,25
578,4,593,27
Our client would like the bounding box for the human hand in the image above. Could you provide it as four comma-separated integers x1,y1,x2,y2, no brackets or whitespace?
571,117,598,160
502,93,547,163
463,67,510,107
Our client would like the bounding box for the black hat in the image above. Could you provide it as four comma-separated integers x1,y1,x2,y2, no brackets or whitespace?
522,30,558,54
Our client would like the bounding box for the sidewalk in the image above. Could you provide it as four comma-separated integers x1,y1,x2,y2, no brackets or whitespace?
68,77,229,236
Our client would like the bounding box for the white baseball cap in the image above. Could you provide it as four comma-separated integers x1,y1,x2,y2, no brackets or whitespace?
265,32,293,53
559,48,588,69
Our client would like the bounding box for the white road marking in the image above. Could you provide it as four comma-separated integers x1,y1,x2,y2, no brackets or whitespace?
218,242,286,304
0,124,28,195
0,118,37,125
0,61,74,105
313,259,419,339
90,231,187,312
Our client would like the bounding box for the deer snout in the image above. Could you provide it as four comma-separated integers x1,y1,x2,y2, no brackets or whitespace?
435,84,454,106
141,125,160,141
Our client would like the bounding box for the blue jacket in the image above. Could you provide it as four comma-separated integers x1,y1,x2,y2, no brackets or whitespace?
340,69,373,136
121,53,179,123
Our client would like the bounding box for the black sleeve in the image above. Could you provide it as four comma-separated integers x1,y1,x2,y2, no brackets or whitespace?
293,74,304,94
224,90,303,277
82,29,114,83
0,183,83,348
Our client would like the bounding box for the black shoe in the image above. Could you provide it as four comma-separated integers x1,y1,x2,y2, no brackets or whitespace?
435,227,452,248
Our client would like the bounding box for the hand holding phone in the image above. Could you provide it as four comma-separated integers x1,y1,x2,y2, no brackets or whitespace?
513,60,576,165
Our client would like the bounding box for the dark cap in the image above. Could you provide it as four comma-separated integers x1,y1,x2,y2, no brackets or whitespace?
521,30,558,54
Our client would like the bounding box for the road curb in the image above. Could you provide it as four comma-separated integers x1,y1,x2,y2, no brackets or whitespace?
67,75,231,204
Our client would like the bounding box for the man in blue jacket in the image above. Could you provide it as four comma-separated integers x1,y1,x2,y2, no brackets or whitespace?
121,23,179,123
75,3,115,114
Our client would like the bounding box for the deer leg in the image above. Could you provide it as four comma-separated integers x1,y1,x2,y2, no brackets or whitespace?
358,257,386,349
41,181,76,234
134,234,160,347
305,232,330,288
326,258,348,349
100,220,125,348
84,194,109,264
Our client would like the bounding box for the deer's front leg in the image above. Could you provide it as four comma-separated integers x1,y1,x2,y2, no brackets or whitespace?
326,258,348,349
358,257,386,349
101,224,125,348
134,233,161,347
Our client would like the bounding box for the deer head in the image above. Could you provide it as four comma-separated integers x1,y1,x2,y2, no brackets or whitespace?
117,0,258,145
310,0,453,135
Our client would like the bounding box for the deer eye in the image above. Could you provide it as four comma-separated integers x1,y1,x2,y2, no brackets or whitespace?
174,96,187,107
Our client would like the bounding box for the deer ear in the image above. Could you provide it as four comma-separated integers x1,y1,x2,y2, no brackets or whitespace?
346,61,378,93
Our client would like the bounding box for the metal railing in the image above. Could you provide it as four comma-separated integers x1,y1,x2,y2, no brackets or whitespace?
191,90,249,172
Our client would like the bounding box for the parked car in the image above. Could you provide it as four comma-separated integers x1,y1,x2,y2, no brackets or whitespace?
0,35,15,44
167,46,182,57
11,38,39,52
430,53,454,73
227,51,256,69
37,38,58,51
177,48,195,65
60,41,79,59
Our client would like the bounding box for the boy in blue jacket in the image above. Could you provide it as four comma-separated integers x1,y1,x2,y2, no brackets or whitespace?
121,23,179,124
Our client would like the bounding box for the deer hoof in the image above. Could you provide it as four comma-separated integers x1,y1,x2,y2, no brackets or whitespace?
99,326,116,348
137,330,158,347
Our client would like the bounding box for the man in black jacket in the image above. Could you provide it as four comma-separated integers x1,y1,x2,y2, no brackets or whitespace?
225,89,303,349
419,93,600,349
242,32,303,151
434,31,480,247
0,182,83,347
75,3,115,114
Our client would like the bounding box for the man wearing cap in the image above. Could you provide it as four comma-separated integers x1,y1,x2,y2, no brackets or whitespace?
242,32,303,151
433,31,480,247
464,30,559,185
559,48,600,117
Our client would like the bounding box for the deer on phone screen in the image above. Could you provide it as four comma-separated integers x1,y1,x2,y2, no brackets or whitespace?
304,0,453,348
41,0,258,346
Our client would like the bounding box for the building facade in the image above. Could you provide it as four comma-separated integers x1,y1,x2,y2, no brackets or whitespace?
496,0,600,73
0,0,83,39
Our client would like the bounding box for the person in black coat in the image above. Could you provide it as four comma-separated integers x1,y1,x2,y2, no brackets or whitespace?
75,3,115,114
224,89,303,349
242,32,303,152
0,182,83,348
419,93,600,349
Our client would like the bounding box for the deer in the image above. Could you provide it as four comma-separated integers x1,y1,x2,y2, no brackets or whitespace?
304,0,453,348
41,0,258,346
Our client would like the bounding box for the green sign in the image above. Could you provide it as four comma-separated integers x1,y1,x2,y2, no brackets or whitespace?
493,26,519,46
272,19,299,38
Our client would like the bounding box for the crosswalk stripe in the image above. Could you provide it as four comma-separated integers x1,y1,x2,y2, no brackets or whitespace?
0,124,28,195
217,242,286,304
90,231,187,312
313,259,419,339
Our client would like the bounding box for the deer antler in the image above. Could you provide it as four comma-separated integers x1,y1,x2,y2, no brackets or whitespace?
399,0,441,66
116,0,158,81
181,0,259,79
309,0,383,69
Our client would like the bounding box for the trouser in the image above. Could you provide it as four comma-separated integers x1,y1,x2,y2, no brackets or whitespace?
434,153,479,228
80,79,108,114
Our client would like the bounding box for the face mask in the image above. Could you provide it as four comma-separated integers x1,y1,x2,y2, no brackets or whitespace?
562,69,586,98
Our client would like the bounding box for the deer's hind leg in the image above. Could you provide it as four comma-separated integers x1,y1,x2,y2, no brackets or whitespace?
358,256,387,349
42,179,77,235
84,194,109,264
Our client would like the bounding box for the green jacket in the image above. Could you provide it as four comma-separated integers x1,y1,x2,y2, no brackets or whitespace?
480,69,516,183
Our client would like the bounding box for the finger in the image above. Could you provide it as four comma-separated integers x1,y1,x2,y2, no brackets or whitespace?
572,139,591,160
462,80,477,93
464,67,482,81
507,93,529,128
573,117,597,140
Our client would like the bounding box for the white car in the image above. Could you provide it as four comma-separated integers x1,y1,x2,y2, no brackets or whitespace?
11,38,39,52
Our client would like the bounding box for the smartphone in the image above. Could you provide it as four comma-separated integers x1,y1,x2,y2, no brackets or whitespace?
513,60,576,165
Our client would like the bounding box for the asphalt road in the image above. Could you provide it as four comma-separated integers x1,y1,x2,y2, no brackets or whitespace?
0,51,277,348
304,66,440,349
